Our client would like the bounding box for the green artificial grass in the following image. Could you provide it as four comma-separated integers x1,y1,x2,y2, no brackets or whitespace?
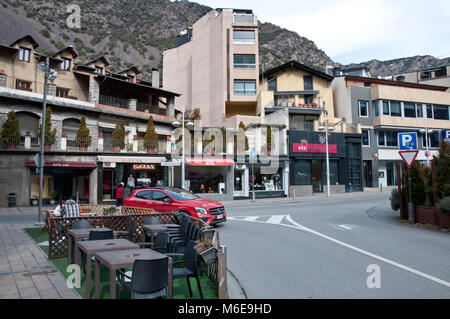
24,227,217,299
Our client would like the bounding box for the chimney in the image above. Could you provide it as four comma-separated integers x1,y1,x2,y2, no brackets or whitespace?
152,68,160,88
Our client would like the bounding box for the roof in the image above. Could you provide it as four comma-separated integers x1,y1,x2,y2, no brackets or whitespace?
343,75,449,91
117,66,140,75
0,43,19,54
79,55,110,67
9,35,39,48
261,60,334,81
52,46,78,58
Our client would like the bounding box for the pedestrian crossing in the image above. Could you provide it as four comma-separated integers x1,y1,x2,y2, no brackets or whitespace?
227,214,289,225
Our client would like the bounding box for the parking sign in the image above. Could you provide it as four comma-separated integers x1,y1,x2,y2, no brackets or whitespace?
441,130,450,143
398,132,418,151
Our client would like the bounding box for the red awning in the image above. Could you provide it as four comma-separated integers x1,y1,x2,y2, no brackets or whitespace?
26,160,97,168
186,158,234,167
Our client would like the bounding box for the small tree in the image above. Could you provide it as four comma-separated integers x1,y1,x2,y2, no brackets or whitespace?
234,121,249,153
267,126,272,153
75,116,92,147
111,121,125,149
144,116,158,151
0,110,20,145
39,106,56,145
434,141,450,200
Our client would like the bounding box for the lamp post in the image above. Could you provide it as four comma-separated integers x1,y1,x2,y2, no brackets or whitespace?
318,98,334,197
172,105,194,190
420,127,433,166
36,57,57,225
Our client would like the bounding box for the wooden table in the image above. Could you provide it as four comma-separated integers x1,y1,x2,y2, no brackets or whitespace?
75,239,139,299
67,228,112,265
93,248,173,299
142,224,179,243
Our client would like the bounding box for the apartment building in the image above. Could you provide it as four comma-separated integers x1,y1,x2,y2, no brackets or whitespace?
333,75,450,188
260,60,363,196
391,64,450,88
0,35,180,207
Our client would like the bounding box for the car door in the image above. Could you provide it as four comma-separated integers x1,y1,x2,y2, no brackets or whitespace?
152,190,174,213
133,190,153,208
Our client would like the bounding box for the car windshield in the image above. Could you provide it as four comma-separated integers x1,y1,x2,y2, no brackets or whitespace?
165,189,199,201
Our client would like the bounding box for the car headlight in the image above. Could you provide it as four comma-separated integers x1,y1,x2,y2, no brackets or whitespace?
194,207,209,215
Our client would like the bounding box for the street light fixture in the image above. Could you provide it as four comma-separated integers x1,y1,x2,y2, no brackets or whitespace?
35,57,57,225
419,128,434,166
318,97,332,197
172,105,194,190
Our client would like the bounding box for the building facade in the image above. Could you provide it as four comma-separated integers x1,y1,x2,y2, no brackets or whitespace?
0,35,180,207
333,76,450,188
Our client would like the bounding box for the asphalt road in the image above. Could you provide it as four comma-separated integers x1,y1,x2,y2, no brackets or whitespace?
219,194,450,299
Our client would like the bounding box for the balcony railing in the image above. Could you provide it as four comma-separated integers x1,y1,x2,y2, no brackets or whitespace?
99,94,128,109
136,101,167,115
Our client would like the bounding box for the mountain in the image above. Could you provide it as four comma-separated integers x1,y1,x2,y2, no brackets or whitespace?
0,0,335,80
0,0,447,80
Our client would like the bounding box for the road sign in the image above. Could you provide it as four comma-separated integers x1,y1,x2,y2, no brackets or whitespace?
441,130,450,143
34,153,44,168
249,150,256,158
161,161,181,167
398,132,418,151
399,150,419,168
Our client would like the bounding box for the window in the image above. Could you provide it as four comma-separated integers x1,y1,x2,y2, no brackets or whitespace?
364,82,371,87
15,79,32,91
404,102,416,118
234,80,256,95
373,100,380,117
135,190,153,200
289,115,317,131
422,132,440,148
303,76,313,90
56,87,69,98
382,101,390,115
61,58,70,71
358,101,369,117
291,160,311,185
304,95,314,105
362,130,370,147
433,105,449,120
390,101,401,117
127,76,134,82
153,191,171,202
233,30,255,44
233,54,256,69
18,47,30,62
378,131,398,147
164,189,199,201
268,77,277,91
426,104,433,119
416,104,423,118
94,67,103,74
377,131,385,146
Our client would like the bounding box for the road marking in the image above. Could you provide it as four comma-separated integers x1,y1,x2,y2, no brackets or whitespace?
266,215,285,224
229,215,450,288
334,224,360,231
243,216,260,222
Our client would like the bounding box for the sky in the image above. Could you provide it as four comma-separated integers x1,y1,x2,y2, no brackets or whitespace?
193,0,450,65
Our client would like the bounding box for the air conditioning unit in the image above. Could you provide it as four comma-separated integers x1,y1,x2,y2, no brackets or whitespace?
103,162,116,168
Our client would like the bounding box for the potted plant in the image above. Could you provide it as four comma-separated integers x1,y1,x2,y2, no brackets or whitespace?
38,106,56,150
195,238,217,266
0,110,20,149
75,116,92,151
102,206,118,216
111,121,125,152
144,116,158,153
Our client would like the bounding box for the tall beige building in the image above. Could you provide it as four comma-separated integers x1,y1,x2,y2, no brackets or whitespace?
163,8,261,128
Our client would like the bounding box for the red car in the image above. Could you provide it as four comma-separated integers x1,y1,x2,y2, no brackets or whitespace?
123,187,226,225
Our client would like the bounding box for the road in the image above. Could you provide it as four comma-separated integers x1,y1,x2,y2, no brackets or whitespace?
219,193,450,299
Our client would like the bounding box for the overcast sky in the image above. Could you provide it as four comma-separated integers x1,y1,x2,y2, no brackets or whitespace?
193,0,450,64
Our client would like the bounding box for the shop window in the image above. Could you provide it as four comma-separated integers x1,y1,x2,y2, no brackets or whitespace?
102,169,115,200
31,175,53,199
250,166,284,191
291,160,311,185
347,142,362,188
321,160,339,186
186,166,227,194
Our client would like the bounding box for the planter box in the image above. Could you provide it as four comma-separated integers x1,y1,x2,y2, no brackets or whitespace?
414,205,436,225
198,247,217,266
437,212,450,228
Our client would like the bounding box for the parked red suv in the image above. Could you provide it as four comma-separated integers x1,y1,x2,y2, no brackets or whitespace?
123,187,226,225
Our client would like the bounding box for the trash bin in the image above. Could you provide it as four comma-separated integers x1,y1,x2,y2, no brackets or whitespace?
8,193,16,207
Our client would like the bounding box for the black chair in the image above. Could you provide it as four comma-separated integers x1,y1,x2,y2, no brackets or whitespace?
121,223,170,252
115,222,138,241
143,216,162,241
88,230,114,241
116,258,170,299
170,221,200,253
166,240,203,299
71,220,93,229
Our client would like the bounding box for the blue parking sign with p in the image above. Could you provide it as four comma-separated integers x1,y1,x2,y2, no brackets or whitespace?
398,132,418,150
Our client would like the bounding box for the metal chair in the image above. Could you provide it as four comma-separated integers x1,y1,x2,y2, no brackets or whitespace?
166,240,203,299
116,258,170,299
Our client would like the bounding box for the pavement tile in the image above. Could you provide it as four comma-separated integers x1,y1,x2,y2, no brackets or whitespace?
38,288,61,299
19,287,40,299
16,279,35,289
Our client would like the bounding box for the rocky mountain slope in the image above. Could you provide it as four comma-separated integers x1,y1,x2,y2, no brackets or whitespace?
0,0,447,80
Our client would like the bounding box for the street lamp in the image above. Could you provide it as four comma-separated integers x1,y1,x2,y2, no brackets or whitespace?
172,104,194,190
317,97,333,197
420,128,434,166
35,57,57,225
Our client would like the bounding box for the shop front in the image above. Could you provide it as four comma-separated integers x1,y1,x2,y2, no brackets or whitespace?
97,155,168,204
26,160,97,206
289,130,363,196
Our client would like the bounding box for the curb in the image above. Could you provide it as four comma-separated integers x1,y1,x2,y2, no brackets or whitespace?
227,270,247,299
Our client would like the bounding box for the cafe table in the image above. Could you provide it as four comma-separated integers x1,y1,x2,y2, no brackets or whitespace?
142,224,179,243
75,239,139,299
93,248,173,299
67,228,113,265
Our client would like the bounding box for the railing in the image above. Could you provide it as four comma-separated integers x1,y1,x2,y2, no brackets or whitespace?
99,94,129,109
67,138,92,149
136,101,167,115
233,13,255,24
0,136,24,149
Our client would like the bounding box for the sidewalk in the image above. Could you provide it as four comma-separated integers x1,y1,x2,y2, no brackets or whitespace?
0,223,80,299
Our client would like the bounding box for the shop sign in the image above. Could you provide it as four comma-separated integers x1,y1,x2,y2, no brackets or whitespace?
186,158,234,166
292,143,337,154
132,164,156,170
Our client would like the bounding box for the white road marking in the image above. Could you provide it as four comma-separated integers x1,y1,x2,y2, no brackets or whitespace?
243,216,260,222
266,215,285,224
228,214,450,288
334,224,359,230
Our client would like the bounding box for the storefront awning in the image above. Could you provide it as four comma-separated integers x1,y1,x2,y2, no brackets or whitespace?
26,160,97,168
186,158,234,167
97,156,166,164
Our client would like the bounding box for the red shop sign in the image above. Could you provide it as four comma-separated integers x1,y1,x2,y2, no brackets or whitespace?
292,143,337,154
132,164,156,170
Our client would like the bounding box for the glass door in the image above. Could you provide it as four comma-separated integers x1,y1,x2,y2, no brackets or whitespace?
312,160,323,193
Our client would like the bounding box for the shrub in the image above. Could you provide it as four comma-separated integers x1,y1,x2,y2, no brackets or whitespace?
111,121,125,148
0,110,20,145
434,142,450,200
38,106,56,145
75,116,92,147
144,116,158,150
437,196,450,214
390,188,400,211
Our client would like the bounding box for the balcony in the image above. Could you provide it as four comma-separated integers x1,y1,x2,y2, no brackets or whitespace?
99,94,128,109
